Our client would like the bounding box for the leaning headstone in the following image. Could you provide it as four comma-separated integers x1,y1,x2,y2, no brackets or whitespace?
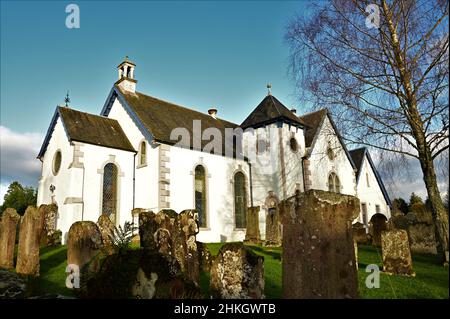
210,243,264,299
282,190,360,299
38,204,58,246
0,208,20,269
381,229,415,276
264,192,281,246
16,206,43,276
352,222,369,244
244,206,261,244
67,221,103,276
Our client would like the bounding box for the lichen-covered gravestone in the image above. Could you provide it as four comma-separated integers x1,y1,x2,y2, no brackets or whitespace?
67,221,103,276
264,192,281,246
38,204,58,246
210,243,264,299
97,214,116,251
282,190,360,299
352,222,368,244
244,206,261,244
139,209,201,286
406,204,437,254
16,206,44,276
381,229,415,276
0,208,20,269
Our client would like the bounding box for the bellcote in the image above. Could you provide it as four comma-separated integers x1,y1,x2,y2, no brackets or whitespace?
115,56,137,93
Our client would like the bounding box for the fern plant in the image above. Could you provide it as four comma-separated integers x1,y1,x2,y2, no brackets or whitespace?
108,221,137,253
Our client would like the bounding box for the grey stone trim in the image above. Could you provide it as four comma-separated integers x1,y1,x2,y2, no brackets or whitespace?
64,197,83,204
68,142,85,169
158,144,171,209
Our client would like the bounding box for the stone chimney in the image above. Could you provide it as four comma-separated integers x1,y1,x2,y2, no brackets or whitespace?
208,108,218,119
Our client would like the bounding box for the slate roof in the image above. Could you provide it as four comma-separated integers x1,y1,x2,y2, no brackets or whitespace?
349,148,366,176
37,107,135,158
298,109,328,148
240,95,306,129
349,147,392,207
103,86,241,156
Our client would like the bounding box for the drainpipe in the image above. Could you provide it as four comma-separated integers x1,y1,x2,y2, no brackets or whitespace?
247,161,254,207
133,153,136,209
81,165,85,221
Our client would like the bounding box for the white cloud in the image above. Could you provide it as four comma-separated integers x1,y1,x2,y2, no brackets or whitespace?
0,126,43,192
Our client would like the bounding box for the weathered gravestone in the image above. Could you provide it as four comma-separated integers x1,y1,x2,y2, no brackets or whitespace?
369,213,388,246
352,222,369,244
0,208,20,269
97,214,116,253
407,204,437,254
244,206,261,244
210,243,264,299
0,270,27,299
80,248,201,299
264,192,281,246
67,221,103,279
197,241,212,272
138,209,200,285
381,229,415,276
281,190,360,299
16,206,43,276
38,204,59,246
178,210,200,285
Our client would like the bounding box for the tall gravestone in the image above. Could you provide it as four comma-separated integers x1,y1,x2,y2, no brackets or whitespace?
0,208,20,269
282,190,360,299
407,205,437,254
381,229,415,276
352,222,369,244
178,210,200,285
244,206,261,244
16,206,44,276
369,213,388,246
210,243,264,299
264,192,281,246
67,221,103,274
38,204,59,246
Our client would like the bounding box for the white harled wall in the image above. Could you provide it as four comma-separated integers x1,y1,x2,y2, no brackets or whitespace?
356,154,391,223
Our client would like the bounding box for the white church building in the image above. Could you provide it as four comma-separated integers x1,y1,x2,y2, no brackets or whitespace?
36,58,391,243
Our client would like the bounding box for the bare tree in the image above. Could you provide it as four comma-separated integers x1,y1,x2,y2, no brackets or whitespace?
286,0,449,262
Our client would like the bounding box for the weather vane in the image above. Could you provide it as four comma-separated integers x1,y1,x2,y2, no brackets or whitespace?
267,83,272,96
64,91,71,107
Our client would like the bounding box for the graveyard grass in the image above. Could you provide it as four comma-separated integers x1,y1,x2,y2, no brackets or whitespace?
27,243,448,299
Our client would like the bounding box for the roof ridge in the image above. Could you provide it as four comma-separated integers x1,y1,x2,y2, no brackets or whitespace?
298,108,328,118
269,95,283,116
133,89,238,126
58,106,119,122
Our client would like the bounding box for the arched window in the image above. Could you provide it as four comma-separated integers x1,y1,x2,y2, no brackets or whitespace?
328,172,341,193
102,163,118,223
194,165,207,227
139,141,147,166
52,150,62,176
234,172,247,228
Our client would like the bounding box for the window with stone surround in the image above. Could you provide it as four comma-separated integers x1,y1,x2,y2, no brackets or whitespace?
195,165,207,227
328,172,341,193
234,171,247,229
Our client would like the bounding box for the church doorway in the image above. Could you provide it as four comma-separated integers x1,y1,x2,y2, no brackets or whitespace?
102,163,118,224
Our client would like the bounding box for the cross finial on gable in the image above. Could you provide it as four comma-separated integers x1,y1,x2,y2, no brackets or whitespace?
64,91,71,107
267,83,272,96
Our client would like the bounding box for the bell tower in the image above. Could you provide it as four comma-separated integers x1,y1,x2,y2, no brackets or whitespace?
115,56,137,93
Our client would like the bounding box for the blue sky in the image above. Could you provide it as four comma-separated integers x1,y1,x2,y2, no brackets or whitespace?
1,0,310,134
0,0,447,202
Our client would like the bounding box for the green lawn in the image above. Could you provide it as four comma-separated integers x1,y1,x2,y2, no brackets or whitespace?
21,243,448,298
